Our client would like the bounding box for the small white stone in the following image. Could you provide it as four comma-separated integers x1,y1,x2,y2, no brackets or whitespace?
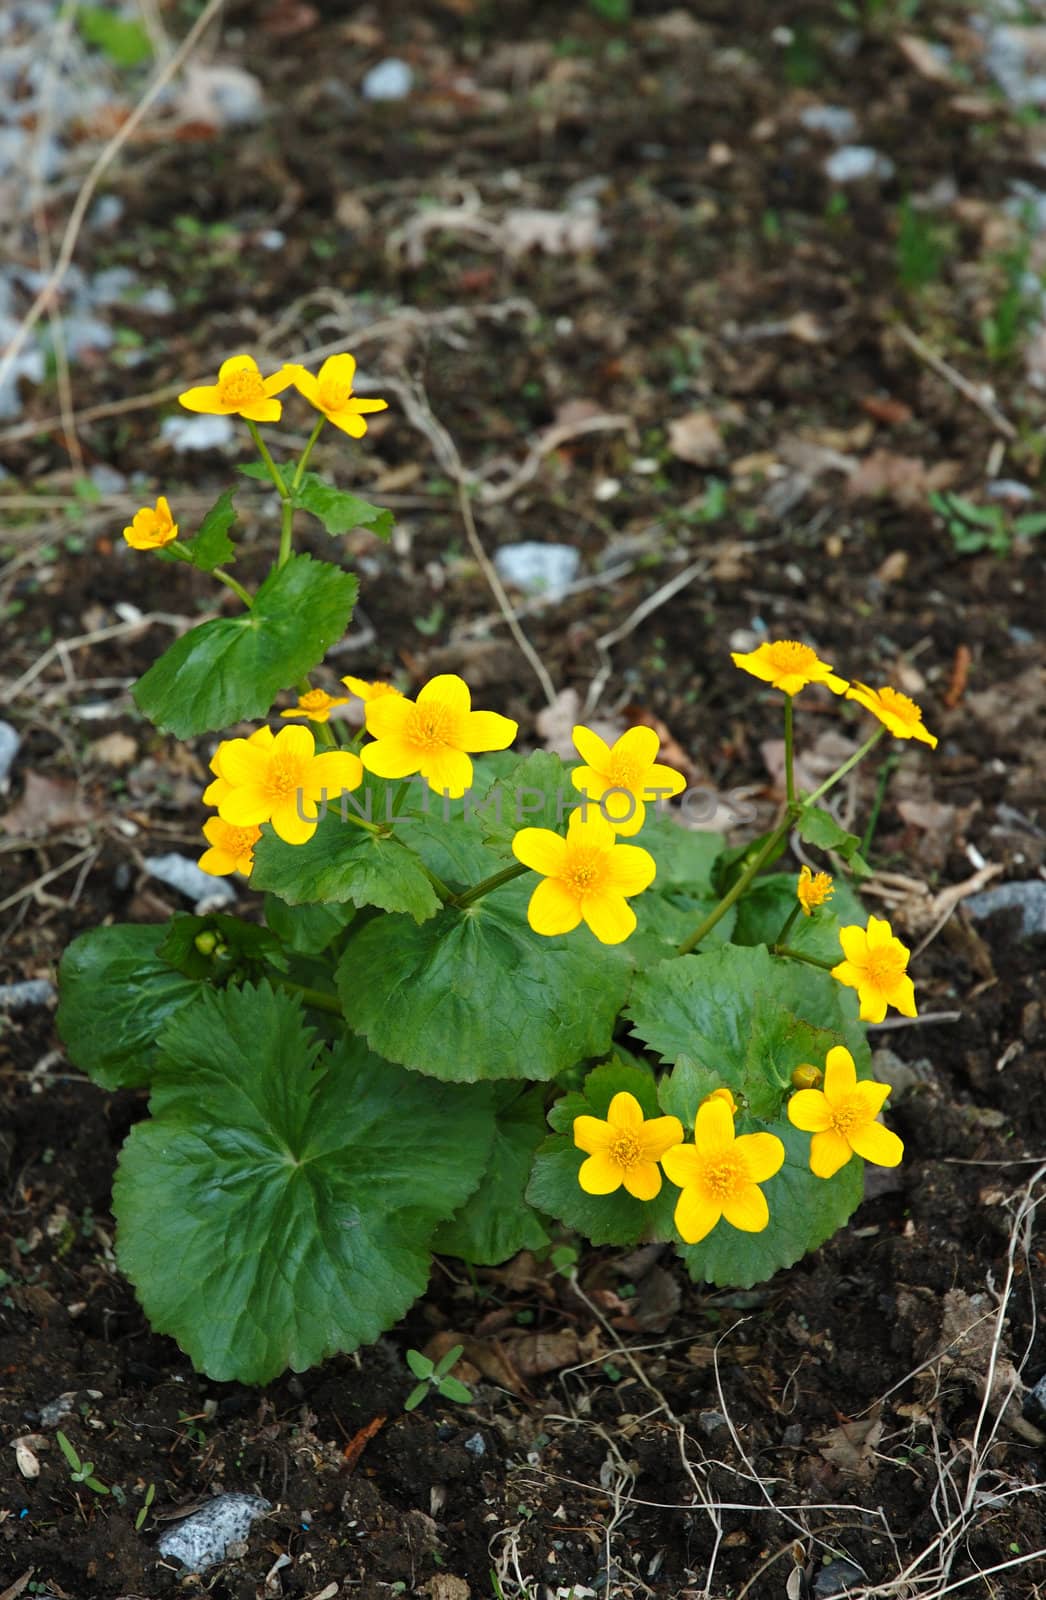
156,1492,271,1572
160,413,237,453
144,853,237,908
362,58,414,102
798,104,858,143
594,477,621,502
824,145,895,183
494,541,581,597
0,720,20,790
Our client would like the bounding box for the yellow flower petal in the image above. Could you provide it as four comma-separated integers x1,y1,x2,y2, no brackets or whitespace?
459,709,518,752
787,1088,833,1133
581,889,636,945
735,1131,785,1185
573,1114,615,1154
417,673,471,716
607,1091,644,1131
809,1128,854,1179
512,827,569,877
527,877,582,936
603,843,657,897
599,790,644,834
838,925,870,963
623,1161,662,1201
218,785,272,827
646,762,687,799
365,693,412,738
572,725,612,771
852,1079,892,1119
318,352,357,389
360,735,421,781
693,1096,734,1159
660,1144,703,1187
578,1150,624,1195
309,750,365,796
674,1188,723,1245
270,798,319,845
721,1183,770,1233
823,1046,857,1101
325,409,369,439
421,744,473,798
638,1115,684,1162
849,1121,904,1167
612,725,661,767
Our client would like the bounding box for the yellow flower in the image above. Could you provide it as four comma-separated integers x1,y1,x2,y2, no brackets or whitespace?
288,354,389,439
791,1063,823,1091
215,724,364,845
846,681,938,749
788,1045,903,1178
831,915,917,1023
203,727,275,809
123,495,178,550
572,1092,683,1201
198,817,262,877
178,354,293,422
512,809,655,945
342,676,402,703
570,724,686,837
797,865,834,916
701,1086,738,1114
359,672,516,799
280,688,350,724
661,1097,784,1245
731,640,849,697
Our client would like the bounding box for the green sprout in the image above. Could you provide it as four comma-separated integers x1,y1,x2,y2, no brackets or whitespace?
404,1344,472,1411
55,1430,109,1495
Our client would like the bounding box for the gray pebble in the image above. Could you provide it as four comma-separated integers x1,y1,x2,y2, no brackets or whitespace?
463,1430,486,1457
966,881,1046,938
144,853,237,909
160,413,237,453
494,541,581,597
156,1492,271,1571
0,720,20,789
824,146,895,183
0,979,57,1011
812,1558,869,1598
362,58,414,102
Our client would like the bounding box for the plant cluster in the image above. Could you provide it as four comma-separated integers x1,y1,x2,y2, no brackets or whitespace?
57,355,938,1383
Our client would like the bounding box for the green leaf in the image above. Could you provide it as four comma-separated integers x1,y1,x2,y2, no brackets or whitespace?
133,554,357,737
405,1382,429,1410
113,983,494,1383
732,873,865,966
157,912,288,980
56,925,203,1090
77,6,152,66
675,1119,864,1289
434,1343,465,1377
527,1059,678,1247
180,489,237,572
240,463,394,539
251,808,440,924
628,944,868,1120
438,1377,472,1404
264,895,356,955
477,750,576,848
337,881,630,1082
406,1349,434,1380
434,1087,550,1264
294,473,395,540
796,803,863,863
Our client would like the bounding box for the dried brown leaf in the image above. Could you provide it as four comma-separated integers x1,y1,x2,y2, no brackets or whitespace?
668,410,725,467
0,772,97,836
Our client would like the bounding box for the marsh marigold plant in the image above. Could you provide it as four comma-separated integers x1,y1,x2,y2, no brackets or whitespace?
54,358,939,1387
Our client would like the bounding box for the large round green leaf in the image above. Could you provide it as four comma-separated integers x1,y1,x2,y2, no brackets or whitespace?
113,982,494,1382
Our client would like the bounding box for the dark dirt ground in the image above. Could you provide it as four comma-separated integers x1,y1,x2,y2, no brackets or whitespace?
2,1,1046,1596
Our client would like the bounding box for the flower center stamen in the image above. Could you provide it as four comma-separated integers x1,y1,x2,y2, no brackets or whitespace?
265,756,305,800
318,376,352,411
610,1132,641,1170
219,370,266,407
880,687,920,724
300,690,327,709
406,703,454,751
767,640,815,672
703,1154,744,1200
830,1098,863,1137
564,846,608,897
608,755,642,789
865,949,903,987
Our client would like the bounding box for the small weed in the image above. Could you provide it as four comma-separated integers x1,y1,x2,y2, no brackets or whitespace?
135,1481,157,1531
55,1431,109,1495
930,491,1046,555
404,1344,472,1411
896,197,946,294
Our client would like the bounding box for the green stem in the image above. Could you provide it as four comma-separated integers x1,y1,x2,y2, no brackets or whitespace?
246,420,290,499
454,860,531,910
861,752,900,859
412,858,455,904
292,415,326,492
805,727,887,807
773,901,803,948
771,945,836,971
277,496,295,569
677,820,792,955
275,978,343,1015
391,780,413,818
211,567,254,608
783,696,796,810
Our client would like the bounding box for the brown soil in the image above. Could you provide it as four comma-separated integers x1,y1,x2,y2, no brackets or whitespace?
2,3,1046,1597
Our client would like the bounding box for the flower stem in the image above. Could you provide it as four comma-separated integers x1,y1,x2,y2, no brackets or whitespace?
773,901,803,948
783,696,796,809
246,420,289,498
677,822,791,955
275,978,343,1015
771,945,836,971
211,567,254,608
292,415,326,492
277,496,295,569
454,861,531,910
805,727,887,807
